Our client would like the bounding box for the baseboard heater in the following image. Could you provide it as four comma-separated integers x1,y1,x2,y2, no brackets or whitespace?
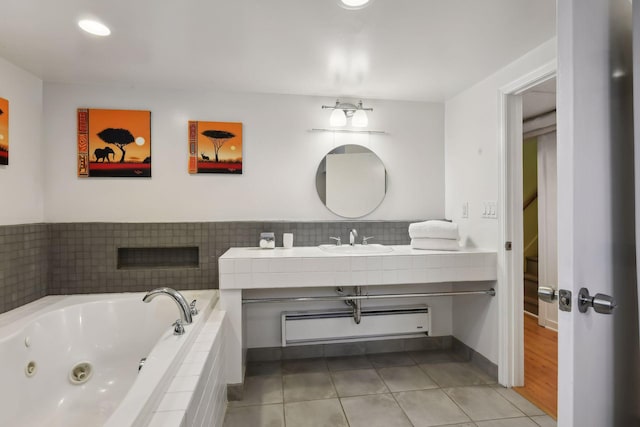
281,305,430,346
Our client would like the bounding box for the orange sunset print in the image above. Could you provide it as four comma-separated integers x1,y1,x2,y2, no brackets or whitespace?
188,121,242,174
0,97,8,165
78,108,151,177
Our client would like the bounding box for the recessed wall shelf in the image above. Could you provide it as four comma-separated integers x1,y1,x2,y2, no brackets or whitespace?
309,128,387,135
117,247,199,269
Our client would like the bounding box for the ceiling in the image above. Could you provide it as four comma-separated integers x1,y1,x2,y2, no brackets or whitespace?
0,0,556,102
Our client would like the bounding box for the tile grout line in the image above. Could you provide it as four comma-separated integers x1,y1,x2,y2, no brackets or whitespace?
443,384,534,425
494,385,533,420
280,372,286,427
491,384,549,418
347,355,414,426
438,385,476,425
387,385,419,427
285,360,349,427
327,363,354,427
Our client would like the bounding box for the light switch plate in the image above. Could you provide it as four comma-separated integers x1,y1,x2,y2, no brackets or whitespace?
482,201,497,219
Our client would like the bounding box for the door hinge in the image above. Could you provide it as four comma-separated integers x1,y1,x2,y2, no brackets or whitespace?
505,241,512,251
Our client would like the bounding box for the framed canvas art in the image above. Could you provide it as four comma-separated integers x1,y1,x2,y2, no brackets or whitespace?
188,121,242,174
0,97,8,165
78,108,151,177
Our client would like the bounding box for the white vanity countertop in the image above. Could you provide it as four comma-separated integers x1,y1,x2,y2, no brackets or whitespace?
219,245,497,290
220,245,493,258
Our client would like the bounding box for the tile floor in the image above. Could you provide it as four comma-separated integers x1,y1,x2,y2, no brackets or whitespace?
223,350,557,427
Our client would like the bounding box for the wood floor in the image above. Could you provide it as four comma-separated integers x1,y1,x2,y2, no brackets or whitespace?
514,313,558,419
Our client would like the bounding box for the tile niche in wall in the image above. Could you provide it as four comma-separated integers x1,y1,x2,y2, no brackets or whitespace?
0,221,414,314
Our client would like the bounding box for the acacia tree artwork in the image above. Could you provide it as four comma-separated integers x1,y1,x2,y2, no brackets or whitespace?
78,108,151,177
188,121,242,174
0,97,8,166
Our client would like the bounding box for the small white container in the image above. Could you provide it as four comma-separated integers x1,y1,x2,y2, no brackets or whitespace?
259,232,275,249
283,233,294,248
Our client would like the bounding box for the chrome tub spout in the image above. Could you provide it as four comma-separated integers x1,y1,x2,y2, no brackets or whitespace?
142,287,193,334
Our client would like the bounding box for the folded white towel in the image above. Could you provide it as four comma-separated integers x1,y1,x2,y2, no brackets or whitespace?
408,220,459,240
411,238,460,251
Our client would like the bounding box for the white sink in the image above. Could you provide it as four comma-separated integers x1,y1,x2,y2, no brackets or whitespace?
318,244,394,254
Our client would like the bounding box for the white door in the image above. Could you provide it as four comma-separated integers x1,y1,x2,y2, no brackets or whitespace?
557,0,639,426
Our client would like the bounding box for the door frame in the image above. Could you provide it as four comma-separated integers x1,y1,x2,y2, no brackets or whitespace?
498,60,556,387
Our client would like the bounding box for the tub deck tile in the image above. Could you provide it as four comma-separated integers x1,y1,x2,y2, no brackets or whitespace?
148,410,186,427
157,391,193,412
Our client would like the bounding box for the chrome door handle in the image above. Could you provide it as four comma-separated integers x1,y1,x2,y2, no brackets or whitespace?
538,286,557,303
578,287,616,314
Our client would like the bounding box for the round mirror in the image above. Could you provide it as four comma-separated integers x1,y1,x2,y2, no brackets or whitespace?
315,144,387,218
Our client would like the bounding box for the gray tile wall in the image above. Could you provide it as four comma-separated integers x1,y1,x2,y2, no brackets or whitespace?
0,223,49,313
247,336,453,361
452,337,499,379
0,221,413,313
48,222,214,294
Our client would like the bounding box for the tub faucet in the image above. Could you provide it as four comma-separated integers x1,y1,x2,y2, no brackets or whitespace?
349,229,358,246
142,287,193,335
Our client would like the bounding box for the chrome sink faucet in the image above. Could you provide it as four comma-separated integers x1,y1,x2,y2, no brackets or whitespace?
142,287,193,335
349,229,358,246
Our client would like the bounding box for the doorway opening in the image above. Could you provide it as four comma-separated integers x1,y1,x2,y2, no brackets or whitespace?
497,60,557,419
512,78,558,418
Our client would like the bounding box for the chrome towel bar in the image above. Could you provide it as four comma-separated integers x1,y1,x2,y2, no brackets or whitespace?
242,288,495,304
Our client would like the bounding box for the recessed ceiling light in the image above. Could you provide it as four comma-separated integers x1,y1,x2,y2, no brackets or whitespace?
78,19,111,36
339,0,371,10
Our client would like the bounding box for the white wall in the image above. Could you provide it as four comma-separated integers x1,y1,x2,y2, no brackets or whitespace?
444,39,556,363
0,58,44,225
43,83,444,222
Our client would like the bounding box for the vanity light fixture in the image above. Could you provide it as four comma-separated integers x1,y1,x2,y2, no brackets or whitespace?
339,0,372,10
351,108,369,127
78,19,111,36
322,99,373,128
329,108,347,126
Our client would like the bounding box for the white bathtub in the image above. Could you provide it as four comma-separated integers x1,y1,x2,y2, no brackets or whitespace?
0,290,225,427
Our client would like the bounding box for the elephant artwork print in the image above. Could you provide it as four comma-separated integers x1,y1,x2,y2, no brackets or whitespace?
0,97,8,165
188,121,242,174
77,108,151,177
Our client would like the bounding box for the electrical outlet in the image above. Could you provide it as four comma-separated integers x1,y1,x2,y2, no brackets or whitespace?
461,202,469,218
482,201,497,219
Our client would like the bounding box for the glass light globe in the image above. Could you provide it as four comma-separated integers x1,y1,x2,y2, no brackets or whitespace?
340,0,371,9
351,109,369,127
330,109,347,126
